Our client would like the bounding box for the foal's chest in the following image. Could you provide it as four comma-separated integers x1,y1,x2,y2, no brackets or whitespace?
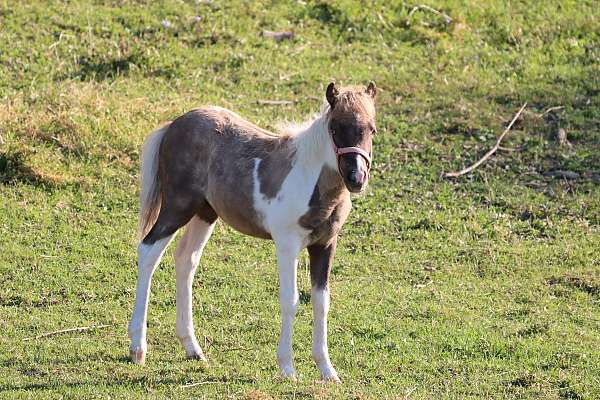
253,161,350,245
297,167,351,245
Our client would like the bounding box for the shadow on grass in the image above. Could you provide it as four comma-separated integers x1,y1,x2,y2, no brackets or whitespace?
0,152,62,188
74,54,142,81
299,289,311,305
506,68,599,176
547,274,600,299
2,351,258,391
0,377,171,392
70,53,177,81
0,373,257,392
440,67,600,211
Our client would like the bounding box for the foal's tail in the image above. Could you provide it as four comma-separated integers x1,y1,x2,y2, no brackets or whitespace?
138,124,169,240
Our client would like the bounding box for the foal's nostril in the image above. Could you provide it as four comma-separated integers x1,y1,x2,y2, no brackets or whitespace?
349,169,366,186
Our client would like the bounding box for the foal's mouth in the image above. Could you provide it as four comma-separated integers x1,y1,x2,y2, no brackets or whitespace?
345,181,368,193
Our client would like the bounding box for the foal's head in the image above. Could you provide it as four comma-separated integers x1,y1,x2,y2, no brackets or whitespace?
326,82,377,193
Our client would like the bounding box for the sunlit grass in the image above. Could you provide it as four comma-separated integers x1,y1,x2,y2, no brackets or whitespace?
1,1,599,398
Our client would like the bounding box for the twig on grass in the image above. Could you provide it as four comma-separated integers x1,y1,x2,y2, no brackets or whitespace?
261,30,294,42
181,381,223,389
257,99,294,105
409,4,453,24
23,324,111,341
217,346,251,352
443,103,527,178
543,170,579,180
376,12,392,30
540,105,564,117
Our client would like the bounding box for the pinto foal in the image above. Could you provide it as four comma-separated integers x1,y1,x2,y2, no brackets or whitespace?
128,82,377,381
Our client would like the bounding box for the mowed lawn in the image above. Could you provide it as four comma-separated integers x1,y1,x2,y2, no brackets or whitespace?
1,1,599,398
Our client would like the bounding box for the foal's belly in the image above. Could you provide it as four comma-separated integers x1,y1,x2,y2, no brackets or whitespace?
205,168,273,240
205,159,319,243
212,202,273,240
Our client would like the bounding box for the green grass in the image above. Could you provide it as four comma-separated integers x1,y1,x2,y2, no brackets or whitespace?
1,0,599,398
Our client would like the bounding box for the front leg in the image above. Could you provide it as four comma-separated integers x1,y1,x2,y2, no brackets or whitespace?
308,237,340,382
274,238,302,379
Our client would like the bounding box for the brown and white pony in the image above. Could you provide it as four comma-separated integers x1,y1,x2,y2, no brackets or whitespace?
128,82,377,382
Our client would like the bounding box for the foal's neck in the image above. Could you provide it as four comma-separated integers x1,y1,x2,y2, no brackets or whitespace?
288,113,347,198
291,113,337,171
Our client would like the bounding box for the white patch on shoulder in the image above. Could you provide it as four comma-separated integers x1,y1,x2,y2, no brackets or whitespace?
252,157,319,244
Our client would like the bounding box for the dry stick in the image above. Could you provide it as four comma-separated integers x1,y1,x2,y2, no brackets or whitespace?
540,105,564,117
261,30,294,42
443,103,527,178
376,12,392,30
257,99,294,105
216,346,251,352
409,4,453,23
181,381,223,389
23,324,111,341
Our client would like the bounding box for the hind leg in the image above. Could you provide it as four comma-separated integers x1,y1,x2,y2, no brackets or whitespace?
128,205,194,364
174,215,215,360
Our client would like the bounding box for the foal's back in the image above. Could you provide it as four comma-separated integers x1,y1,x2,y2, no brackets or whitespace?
154,106,292,241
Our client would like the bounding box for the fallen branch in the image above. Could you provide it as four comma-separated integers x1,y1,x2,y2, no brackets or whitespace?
376,12,392,30
543,170,579,180
181,381,223,389
409,4,453,24
216,346,251,352
261,30,294,42
257,99,293,105
23,324,111,341
540,105,564,117
443,103,527,178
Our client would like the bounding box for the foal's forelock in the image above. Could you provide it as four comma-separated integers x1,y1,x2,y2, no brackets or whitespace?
328,87,376,123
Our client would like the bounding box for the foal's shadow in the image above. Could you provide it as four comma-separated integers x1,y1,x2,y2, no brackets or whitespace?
1,352,256,392
0,152,61,188
299,289,311,305
0,376,180,392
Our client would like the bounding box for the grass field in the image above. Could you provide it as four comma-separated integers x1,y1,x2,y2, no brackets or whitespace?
1,1,599,398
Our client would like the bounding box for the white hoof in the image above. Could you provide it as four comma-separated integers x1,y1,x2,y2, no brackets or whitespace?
320,371,341,383
278,365,297,380
178,335,207,362
186,351,208,363
129,347,146,365
317,362,340,383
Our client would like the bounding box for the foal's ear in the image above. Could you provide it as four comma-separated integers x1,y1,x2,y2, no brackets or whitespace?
326,82,339,108
366,81,377,99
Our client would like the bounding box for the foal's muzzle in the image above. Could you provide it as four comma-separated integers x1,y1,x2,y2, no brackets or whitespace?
330,133,372,193
348,168,367,189
341,153,370,193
